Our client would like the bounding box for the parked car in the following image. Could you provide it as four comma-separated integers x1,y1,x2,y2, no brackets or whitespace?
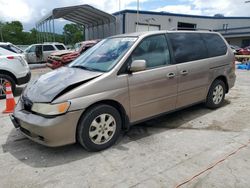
24,43,67,64
46,40,99,69
230,45,241,54
237,46,250,55
11,31,235,151
0,42,24,54
0,47,30,99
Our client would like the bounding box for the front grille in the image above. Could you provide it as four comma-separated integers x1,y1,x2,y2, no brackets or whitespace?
22,96,33,112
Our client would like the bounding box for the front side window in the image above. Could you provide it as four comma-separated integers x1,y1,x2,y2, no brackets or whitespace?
131,34,171,68
43,45,55,51
69,37,137,72
169,33,207,64
27,45,36,53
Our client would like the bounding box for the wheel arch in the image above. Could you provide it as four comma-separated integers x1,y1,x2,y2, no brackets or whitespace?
77,99,130,131
211,75,229,93
0,69,17,84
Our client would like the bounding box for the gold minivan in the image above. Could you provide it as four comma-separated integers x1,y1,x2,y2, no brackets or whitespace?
11,31,236,151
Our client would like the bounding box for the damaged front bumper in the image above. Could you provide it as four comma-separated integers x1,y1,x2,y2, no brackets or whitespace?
10,100,84,147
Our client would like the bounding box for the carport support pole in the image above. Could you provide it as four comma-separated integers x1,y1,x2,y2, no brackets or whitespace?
39,24,42,43
91,26,93,40
38,24,41,43
36,24,40,43
52,17,55,42
43,22,46,42
42,22,44,43
102,22,105,39
96,25,99,39
46,21,49,42
48,19,52,42
136,0,139,32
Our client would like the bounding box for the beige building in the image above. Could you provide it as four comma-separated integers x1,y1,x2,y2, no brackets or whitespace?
86,9,250,47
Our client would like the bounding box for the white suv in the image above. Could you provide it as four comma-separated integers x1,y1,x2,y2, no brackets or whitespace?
24,43,67,64
0,42,24,54
0,47,30,98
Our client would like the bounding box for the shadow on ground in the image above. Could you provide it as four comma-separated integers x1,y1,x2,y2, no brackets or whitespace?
2,100,230,168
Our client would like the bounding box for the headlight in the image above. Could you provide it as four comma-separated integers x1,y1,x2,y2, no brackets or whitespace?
31,102,70,116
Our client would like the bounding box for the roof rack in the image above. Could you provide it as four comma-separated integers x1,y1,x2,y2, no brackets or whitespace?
170,27,214,31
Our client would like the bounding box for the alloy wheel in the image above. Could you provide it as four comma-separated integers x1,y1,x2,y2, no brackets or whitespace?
212,85,224,104
89,113,116,145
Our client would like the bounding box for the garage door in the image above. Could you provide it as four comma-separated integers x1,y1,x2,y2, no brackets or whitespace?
137,24,160,32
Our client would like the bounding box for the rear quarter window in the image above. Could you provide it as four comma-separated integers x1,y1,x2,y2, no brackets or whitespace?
168,33,207,64
202,33,227,57
55,45,65,50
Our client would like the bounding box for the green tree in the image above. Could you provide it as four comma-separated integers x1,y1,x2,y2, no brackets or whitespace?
0,21,4,42
63,23,84,45
0,20,66,45
2,21,24,44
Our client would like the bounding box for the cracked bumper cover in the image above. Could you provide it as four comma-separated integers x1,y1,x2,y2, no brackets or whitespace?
11,100,84,147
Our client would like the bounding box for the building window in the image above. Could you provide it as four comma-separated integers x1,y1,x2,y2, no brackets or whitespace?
177,22,197,30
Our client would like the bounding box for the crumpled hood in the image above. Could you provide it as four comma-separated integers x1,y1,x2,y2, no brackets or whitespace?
23,67,102,102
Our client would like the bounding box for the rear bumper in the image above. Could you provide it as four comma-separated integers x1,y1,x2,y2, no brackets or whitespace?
11,101,84,147
16,71,31,85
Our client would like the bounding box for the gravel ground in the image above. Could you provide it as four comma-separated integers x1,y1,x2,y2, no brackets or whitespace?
0,69,249,188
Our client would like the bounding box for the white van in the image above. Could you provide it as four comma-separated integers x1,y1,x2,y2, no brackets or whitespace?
24,43,67,64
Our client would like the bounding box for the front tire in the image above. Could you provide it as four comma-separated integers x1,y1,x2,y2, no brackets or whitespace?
206,79,226,109
77,104,122,151
0,74,16,99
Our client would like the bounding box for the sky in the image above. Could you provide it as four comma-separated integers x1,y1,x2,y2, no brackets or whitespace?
0,0,250,33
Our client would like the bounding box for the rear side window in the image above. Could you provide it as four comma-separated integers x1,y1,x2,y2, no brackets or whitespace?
43,45,55,51
0,45,22,53
168,33,207,64
55,45,65,50
202,33,227,57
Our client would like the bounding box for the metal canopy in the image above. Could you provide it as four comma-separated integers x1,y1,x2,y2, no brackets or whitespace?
38,4,116,27
36,4,116,42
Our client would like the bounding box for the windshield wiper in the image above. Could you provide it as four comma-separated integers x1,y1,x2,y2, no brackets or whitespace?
71,65,102,72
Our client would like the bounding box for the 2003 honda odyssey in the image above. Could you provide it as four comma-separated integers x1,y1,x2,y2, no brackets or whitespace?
10,31,236,151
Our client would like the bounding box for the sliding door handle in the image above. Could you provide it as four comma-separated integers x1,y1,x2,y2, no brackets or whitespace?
180,70,188,75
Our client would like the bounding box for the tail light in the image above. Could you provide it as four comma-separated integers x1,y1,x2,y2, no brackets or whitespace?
7,56,15,60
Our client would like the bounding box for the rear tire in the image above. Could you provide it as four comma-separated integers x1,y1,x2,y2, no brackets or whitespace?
77,104,122,151
0,74,16,99
206,79,226,109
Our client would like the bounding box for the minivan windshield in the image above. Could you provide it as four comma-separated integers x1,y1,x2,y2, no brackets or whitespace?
69,37,137,72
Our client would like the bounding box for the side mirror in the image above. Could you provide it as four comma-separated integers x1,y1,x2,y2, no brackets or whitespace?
129,60,146,73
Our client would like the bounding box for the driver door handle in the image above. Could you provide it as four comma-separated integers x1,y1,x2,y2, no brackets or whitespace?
167,72,176,78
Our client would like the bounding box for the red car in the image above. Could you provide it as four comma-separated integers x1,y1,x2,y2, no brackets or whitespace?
237,46,250,55
46,40,99,69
